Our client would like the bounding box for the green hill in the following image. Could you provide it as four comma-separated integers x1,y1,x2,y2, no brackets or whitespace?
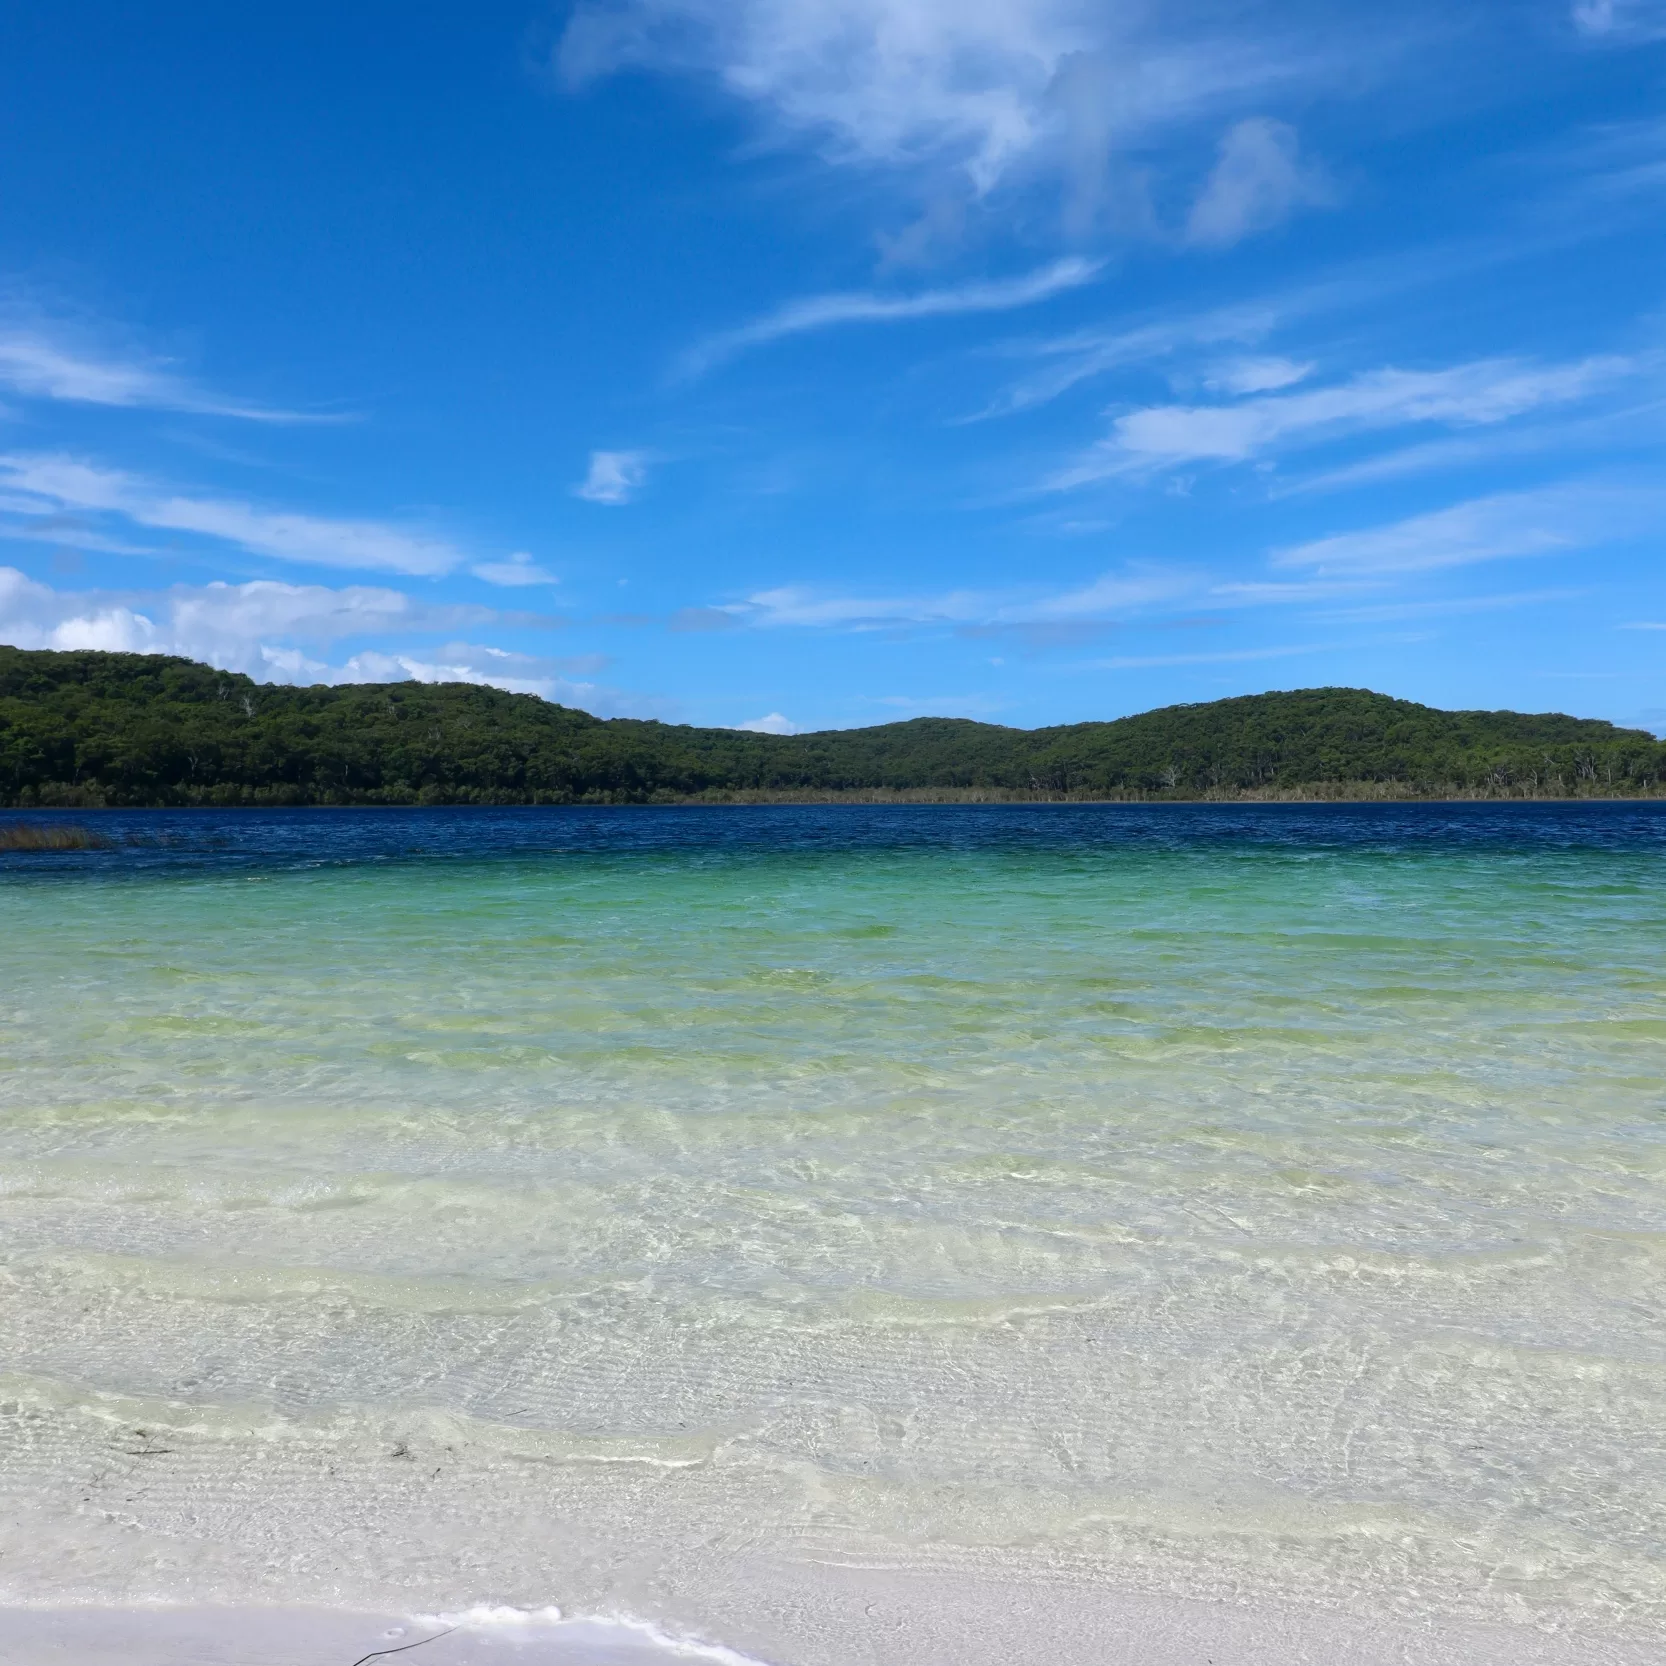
1,646,1661,806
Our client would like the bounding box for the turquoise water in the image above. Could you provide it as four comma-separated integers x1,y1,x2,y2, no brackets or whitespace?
2,807,1665,1639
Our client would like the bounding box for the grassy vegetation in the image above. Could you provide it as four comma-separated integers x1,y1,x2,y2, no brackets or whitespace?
2,645,1662,807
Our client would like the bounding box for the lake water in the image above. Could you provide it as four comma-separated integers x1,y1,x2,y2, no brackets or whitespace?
2,805,1664,1661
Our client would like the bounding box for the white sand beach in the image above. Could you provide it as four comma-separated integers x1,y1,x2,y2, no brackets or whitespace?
6,1574,1666,1666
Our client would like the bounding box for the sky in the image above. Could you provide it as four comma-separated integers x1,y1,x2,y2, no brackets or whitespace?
0,2,1663,735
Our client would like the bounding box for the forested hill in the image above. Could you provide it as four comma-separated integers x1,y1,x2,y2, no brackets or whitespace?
1,646,1662,806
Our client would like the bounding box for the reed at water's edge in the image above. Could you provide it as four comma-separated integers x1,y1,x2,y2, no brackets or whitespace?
0,821,114,850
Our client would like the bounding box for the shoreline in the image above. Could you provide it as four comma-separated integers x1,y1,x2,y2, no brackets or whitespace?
6,1576,1666,1666
6,790,1666,811
0,1606,767,1665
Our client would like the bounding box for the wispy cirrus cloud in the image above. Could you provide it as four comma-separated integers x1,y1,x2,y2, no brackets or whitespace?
1303,587,1582,624
0,453,468,577
679,257,1102,377
975,298,1285,419
721,561,1193,630
1086,642,1329,670
1271,481,1662,575
1206,576,1383,607
1272,395,1666,495
552,0,1358,278
470,550,559,586
1205,355,1313,395
0,324,338,423
980,220,1629,424
557,1,1309,191
557,0,1092,191
1047,353,1637,487
731,584,988,628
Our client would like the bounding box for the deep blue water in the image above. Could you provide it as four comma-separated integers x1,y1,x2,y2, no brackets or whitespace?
4,799,1666,875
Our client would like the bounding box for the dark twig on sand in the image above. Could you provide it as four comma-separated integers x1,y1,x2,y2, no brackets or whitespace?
349,1625,457,1666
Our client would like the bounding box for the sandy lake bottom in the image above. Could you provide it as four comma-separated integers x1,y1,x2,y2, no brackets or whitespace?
3,804,1664,1663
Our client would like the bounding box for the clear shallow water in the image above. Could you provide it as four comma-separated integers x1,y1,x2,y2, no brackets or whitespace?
2,806,1665,1642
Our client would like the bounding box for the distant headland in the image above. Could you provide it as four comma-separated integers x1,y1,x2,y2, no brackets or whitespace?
2,646,1662,807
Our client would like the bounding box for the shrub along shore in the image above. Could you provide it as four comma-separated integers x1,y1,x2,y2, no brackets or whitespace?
2,646,1662,807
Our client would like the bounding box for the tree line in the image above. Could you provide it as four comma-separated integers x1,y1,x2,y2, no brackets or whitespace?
2,647,1662,806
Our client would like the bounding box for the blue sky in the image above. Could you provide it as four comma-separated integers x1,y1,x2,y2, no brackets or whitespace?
1,2,1663,734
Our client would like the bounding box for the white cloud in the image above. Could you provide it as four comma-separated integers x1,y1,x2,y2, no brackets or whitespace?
145,498,460,577
7,571,415,654
1185,117,1330,248
557,0,1320,210
991,565,1195,621
1549,112,1666,202
334,646,600,704
0,453,464,576
0,325,331,422
1271,408,1659,497
560,0,1096,192
1049,354,1635,486
680,257,1101,376
1270,483,1661,575
0,566,160,654
726,562,1192,629
733,583,982,628
1573,0,1666,39
329,646,667,716
574,450,650,505
49,606,161,653
0,566,670,714
470,550,559,586
978,297,1284,418
0,569,494,670
1204,355,1313,394
166,580,465,655
1305,588,1581,624
461,643,609,676
981,233,1564,423
735,711,800,733
0,513,165,558
559,0,1350,266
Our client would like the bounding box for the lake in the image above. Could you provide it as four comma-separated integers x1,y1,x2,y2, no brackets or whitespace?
3,804,1664,1664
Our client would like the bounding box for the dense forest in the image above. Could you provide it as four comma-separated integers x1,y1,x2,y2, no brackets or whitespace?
1,646,1662,806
